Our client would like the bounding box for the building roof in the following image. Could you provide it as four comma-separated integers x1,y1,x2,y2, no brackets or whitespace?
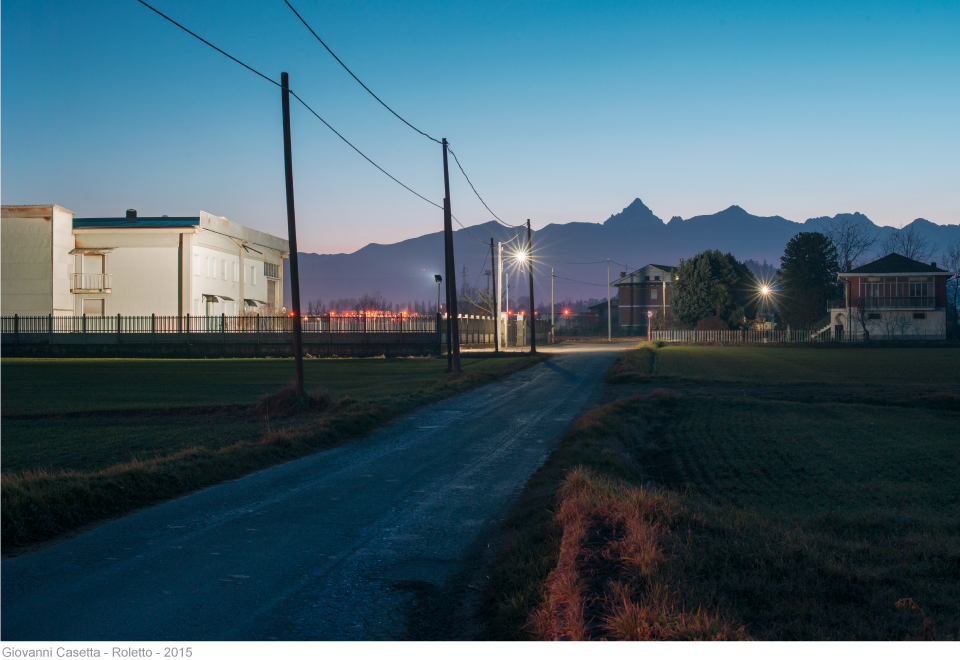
588,299,619,314
73,217,200,229
610,263,678,286
845,253,949,275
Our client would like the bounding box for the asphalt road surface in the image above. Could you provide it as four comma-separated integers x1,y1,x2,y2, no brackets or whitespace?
2,343,626,641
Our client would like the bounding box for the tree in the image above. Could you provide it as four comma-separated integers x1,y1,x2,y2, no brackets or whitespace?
710,284,731,318
880,223,937,262
941,240,960,338
671,250,758,328
817,214,878,271
776,232,840,329
307,299,326,315
355,291,389,313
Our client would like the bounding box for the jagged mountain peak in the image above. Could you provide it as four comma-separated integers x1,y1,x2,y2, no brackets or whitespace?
603,198,664,229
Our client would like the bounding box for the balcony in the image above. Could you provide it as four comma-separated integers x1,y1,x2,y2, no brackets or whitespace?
858,296,935,309
71,273,113,293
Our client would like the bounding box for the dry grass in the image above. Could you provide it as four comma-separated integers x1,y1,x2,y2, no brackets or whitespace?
605,341,659,383
526,466,748,640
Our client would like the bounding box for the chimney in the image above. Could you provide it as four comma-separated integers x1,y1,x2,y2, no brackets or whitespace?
126,209,137,223
844,259,851,272
931,261,937,268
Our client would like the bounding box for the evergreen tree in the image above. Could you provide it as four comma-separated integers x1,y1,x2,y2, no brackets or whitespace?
776,232,840,328
671,250,758,327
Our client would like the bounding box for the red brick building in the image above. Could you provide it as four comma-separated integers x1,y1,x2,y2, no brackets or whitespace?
831,253,952,339
611,264,677,331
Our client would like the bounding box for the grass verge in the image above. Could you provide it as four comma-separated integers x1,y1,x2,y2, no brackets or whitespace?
605,341,659,383
483,391,960,640
2,355,545,550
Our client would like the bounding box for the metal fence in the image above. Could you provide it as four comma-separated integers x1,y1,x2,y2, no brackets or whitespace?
1,314,438,336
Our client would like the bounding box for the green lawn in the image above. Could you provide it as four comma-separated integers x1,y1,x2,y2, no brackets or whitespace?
653,345,960,385
2,357,526,416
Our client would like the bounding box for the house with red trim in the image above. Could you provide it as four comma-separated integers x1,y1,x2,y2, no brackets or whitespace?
830,253,952,340
611,264,677,332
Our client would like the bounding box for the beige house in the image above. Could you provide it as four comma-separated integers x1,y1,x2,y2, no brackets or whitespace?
1,205,288,317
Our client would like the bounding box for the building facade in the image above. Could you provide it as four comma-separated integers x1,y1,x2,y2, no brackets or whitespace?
611,264,677,331
830,253,951,340
1,205,288,317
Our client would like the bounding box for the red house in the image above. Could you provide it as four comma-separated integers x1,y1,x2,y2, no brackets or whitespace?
611,264,677,332
831,253,952,340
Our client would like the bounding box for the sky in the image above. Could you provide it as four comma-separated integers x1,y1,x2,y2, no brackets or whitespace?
3,0,959,254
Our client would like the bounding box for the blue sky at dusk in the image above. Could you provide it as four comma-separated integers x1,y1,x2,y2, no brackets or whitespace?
3,0,958,254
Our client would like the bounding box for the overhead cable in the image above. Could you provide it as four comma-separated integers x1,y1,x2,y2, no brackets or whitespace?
135,0,443,212
448,147,522,228
282,0,442,144
553,275,609,287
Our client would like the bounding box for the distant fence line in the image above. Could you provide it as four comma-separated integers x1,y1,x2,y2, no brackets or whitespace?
0,314,550,349
651,329,947,343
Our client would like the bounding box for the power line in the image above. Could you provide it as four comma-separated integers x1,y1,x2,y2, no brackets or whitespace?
448,147,522,228
553,275,609,287
135,0,444,212
282,0,441,144
546,259,607,265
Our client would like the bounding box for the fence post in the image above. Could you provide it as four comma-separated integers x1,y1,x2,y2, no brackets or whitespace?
186,313,190,346
117,313,121,345
14,314,18,345
48,313,53,345
257,313,261,348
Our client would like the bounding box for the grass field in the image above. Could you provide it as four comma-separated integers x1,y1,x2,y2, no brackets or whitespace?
487,344,960,640
607,342,960,386
1,355,543,548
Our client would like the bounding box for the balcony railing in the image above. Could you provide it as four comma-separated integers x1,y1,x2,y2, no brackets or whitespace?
858,296,935,309
71,273,112,292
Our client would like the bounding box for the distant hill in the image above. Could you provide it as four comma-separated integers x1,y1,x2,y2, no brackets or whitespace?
285,198,959,308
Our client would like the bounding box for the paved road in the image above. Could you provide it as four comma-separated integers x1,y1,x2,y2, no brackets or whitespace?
2,343,626,641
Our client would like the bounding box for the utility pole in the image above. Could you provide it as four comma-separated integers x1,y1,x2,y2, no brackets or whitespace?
607,258,611,342
551,268,555,343
497,241,503,350
505,275,509,347
491,238,499,353
441,139,461,373
527,219,536,354
281,72,304,395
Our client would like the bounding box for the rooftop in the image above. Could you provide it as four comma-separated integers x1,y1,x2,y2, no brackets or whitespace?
845,253,949,275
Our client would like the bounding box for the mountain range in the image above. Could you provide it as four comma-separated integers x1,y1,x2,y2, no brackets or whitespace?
284,198,959,307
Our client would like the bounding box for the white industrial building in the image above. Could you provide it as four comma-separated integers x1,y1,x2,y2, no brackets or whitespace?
1,205,288,317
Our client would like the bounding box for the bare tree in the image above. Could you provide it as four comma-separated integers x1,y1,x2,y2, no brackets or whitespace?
818,215,878,270
355,291,390,313
854,299,875,340
881,311,912,340
880,223,937,262
307,299,326,315
941,240,960,327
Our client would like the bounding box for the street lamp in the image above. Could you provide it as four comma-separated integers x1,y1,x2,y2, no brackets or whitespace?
435,274,443,314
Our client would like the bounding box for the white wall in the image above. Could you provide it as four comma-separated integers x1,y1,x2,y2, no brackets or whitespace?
96,247,179,316
1,205,75,316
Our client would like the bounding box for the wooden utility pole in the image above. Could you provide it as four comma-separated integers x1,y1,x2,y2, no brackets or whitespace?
281,71,305,395
607,258,611,342
442,139,461,373
551,268,555,343
526,219,536,354
491,238,499,353
497,241,503,350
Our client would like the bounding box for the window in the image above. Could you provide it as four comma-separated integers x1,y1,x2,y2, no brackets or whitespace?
654,276,660,281
82,299,104,316
234,262,240,282
193,254,200,277
250,266,257,285
644,276,650,281
651,289,658,300
913,313,926,320
909,282,929,297
868,313,881,320
221,259,227,280
206,257,213,278
264,262,279,279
